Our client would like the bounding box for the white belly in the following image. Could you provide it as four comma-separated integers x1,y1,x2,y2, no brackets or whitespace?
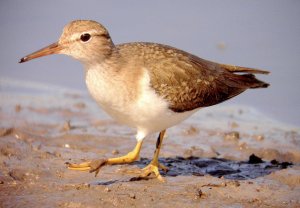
85,66,198,139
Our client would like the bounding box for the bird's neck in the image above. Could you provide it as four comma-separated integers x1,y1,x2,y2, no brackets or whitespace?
83,45,123,72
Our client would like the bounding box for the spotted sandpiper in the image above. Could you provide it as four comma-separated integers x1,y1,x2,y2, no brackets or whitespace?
19,20,269,181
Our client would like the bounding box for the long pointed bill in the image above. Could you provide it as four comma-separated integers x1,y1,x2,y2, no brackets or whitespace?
19,42,62,63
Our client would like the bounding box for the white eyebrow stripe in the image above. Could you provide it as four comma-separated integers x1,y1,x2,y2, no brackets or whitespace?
70,30,98,41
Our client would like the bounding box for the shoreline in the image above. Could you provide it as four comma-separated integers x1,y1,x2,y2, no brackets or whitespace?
0,78,299,207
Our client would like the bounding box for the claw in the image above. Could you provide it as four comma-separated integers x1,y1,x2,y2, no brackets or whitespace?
135,162,167,182
158,163,169,173
66,158,107,176
89,159,108,176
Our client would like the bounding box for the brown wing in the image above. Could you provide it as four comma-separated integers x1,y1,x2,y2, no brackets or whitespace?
118,42,269,112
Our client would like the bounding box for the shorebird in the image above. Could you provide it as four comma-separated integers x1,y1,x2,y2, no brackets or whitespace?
19,20,269,181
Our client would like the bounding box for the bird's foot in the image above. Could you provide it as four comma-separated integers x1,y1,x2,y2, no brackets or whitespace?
66,158,108,176
66,141,143,176
132,162,168,182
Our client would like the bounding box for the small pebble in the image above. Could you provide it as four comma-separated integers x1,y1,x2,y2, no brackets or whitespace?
248,154,263,164
129,193,136,199
255,135,264,141
184,126,199,135
239,142,248,150
15,104,22,112
104,187,111,192
112,149,119,155
194,189,206,199
224,131,240,142
0,128,13,137
62,120,72,131
227,180,240,187
230,122,239,128
220,182,226,187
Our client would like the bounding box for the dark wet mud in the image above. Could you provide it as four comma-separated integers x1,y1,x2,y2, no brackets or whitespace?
135,155,293,180
0,79,300,207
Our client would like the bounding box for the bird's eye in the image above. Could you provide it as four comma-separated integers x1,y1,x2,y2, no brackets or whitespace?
80,33,91,42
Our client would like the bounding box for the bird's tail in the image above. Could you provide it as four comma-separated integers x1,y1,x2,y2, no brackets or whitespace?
222,64,270,89
238,73,269,88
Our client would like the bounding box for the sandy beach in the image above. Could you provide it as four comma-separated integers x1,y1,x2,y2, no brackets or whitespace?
0,78,299,207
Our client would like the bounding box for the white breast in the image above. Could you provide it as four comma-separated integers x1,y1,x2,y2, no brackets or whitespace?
85,64,132,121
85,65,198,140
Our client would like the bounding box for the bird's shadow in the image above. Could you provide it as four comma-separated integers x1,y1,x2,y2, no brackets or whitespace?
94,154,292,185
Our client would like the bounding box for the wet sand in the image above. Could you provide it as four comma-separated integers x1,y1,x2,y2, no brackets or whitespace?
0,78,299,207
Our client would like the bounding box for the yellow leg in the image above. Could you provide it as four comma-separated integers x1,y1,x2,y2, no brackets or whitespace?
66,141,143,176
138,130,168,181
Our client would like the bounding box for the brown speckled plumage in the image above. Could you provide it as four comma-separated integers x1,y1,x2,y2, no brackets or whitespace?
116,42,269,112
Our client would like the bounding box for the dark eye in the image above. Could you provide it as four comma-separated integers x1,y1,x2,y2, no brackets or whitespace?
80,33,91,42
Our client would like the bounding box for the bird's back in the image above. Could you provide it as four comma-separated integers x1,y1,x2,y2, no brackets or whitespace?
117,42,269,112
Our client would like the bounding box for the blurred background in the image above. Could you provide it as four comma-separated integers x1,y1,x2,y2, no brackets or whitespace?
0,0,299,126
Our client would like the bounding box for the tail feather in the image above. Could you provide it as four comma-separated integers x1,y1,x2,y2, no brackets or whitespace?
240,74,270,88
221,64,270,74
220,64,270,89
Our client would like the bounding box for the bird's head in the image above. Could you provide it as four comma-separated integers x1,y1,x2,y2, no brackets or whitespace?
19,20,114,65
